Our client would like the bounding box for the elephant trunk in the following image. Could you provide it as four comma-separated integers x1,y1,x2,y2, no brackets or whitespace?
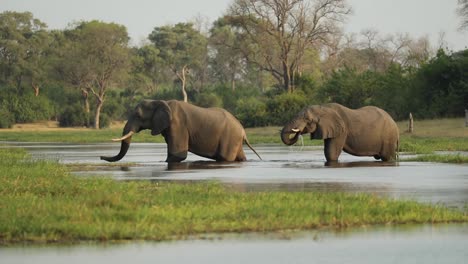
280,126,300,146
100,123,134,162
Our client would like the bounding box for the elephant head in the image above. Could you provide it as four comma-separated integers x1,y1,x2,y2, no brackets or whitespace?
280,105,346,145
100,100,172,162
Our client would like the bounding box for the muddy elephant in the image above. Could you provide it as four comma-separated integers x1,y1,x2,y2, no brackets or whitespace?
101,100,261,162
281,103,399,162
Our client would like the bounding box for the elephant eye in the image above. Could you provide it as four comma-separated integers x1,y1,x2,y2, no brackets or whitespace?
136,108,143,118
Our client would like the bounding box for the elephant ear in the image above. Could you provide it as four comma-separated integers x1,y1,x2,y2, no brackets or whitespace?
151,101,172,135
313,107,345,139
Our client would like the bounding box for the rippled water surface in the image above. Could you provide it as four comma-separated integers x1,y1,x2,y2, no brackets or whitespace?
8,142,467,208
2,142,468,263
1,224,467,264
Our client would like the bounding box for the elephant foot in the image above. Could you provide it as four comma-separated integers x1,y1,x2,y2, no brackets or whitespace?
324,160,339,167
166,152,187,163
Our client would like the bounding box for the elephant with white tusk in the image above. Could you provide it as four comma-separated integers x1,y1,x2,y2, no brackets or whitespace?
281,103,399,162
101,100,262,163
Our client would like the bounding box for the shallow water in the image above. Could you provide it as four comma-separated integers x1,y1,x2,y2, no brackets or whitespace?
4,142,468,208
2,142,468,263
1,224,467,264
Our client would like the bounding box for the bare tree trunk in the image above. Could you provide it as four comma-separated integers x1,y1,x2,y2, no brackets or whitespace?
177,65,189,103
181,67,188,103
94,100,103,129
231,71,236,91
32,83,40,96
81,88,90,127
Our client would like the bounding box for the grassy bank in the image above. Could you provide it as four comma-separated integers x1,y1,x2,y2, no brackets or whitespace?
0,148,466,245
0,118,466,163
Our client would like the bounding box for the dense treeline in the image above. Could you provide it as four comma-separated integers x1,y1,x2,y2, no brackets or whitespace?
0,3,467,129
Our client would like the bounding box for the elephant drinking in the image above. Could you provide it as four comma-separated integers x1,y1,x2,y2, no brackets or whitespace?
281,103,399,162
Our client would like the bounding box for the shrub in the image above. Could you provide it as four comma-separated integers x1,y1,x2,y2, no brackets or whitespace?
7,94,54,123
235,97,268,127
195,93,223,108
0,105,14,128
266,91,309,125
98,113,111,129
58,104,87,127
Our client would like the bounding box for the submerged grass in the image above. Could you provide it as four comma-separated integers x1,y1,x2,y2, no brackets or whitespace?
0,148,466,245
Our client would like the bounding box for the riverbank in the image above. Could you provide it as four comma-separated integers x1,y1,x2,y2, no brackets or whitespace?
1,147,467,245
1,118,467,162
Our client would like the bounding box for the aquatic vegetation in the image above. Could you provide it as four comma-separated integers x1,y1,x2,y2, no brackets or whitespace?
0,148,466,245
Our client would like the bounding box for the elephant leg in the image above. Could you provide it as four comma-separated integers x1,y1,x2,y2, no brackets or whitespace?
164,133,188,163
380,141,398,162
380,149,396,162
235,148,247,162
323,137,345,162
166,152,187,163
217,139,244,162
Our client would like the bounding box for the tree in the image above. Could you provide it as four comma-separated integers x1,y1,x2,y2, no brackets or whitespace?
322,30,432,76
457,0,468,31
209,17,248,91
411,49,468,118
226,0,351,93
56,21,131,129
0,11,49,96
128,44,167,99
149,23,208,102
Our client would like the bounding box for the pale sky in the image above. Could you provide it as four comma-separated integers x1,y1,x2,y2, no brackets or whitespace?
1,0,466,50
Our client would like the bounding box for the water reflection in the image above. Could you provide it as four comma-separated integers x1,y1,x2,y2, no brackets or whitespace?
2,142,468,208
166,161,243,171
324,160,399,168
1,224,467,264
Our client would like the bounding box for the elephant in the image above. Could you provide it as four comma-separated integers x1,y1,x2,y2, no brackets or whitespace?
100,100,261,163
280,103,399,162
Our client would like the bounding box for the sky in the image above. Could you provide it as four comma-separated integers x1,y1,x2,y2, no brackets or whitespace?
1,0,466,50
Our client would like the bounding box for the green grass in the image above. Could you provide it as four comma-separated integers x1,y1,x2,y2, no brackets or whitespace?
0,148,466,245
403,154,468,163
0,129,164,143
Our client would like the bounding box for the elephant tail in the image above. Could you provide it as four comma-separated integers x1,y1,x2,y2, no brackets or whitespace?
243,133,262,160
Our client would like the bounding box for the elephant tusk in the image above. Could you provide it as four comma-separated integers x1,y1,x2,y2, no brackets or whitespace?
111,131,135,142
291,128,300,133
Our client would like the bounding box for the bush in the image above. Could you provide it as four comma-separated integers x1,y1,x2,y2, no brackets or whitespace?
0,105,14,128
6,94,54,123
58,104,87,127
195,93,223,108
266,91,309,125
98,113,111,129
235,97,268,127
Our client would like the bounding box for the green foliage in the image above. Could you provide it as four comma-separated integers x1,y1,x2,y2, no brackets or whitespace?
0,11,467,128
58,103,87,127
0,11,50,93
194,93,223,108
98,113,111,129
371,64,412,120
266,91,309,125
0,105,14,128
411,49,468,118
1,147,465,244
319,67,375,109
235,97,268,127
0,91,54,124
213,84,263,113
